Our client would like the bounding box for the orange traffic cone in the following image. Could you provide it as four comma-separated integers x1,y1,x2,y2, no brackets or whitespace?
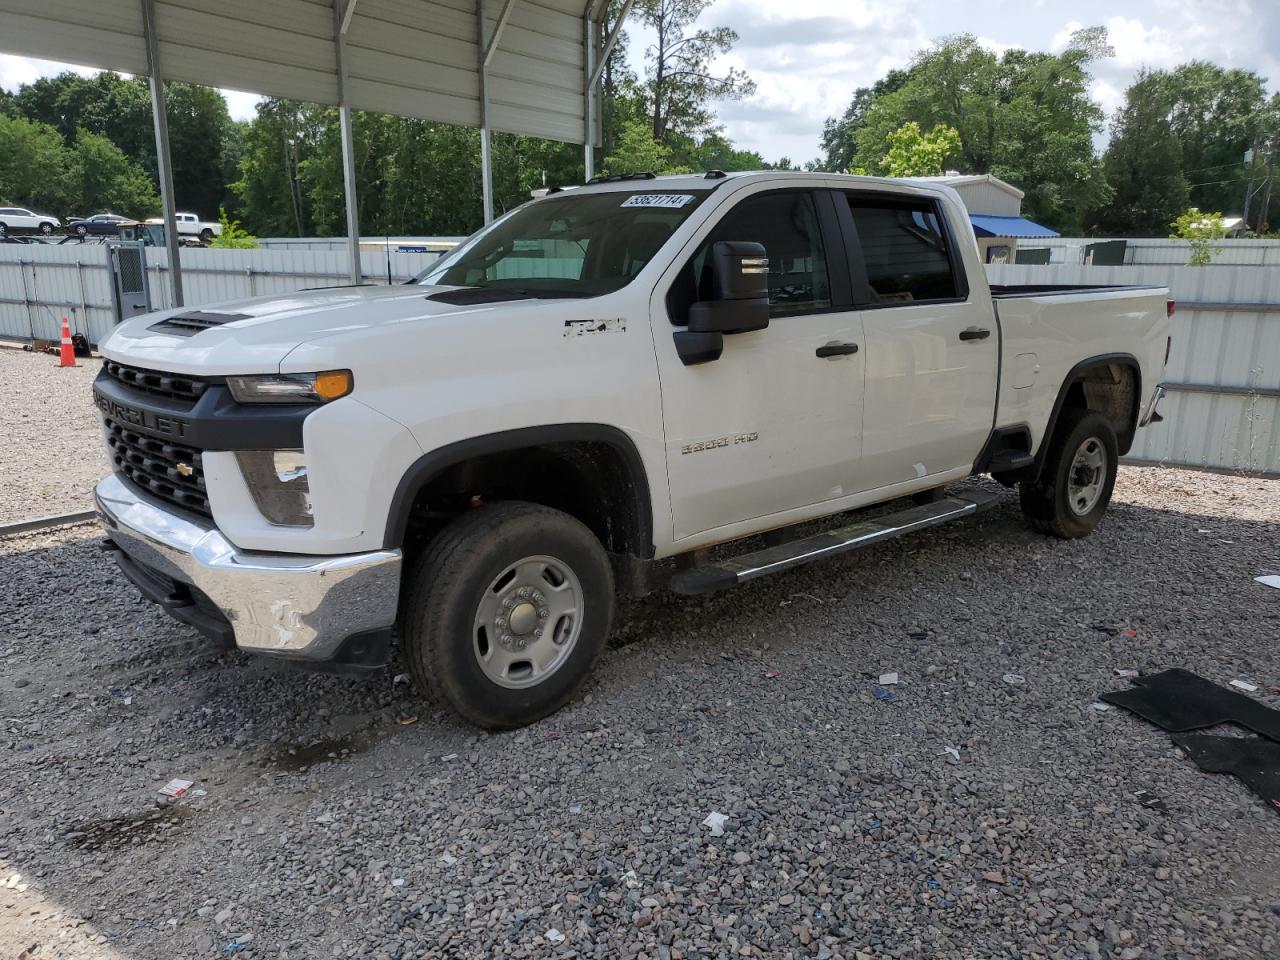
58,316,76,367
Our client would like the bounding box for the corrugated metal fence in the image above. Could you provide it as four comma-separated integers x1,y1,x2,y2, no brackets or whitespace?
989,263,1280,475
1028,238,1280,266
3,243,1275,476
0,244,445,345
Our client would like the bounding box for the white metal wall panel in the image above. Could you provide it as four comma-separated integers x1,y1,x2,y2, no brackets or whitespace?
0,0,147,75
1019,238,1280,267
988,262,1280,475
0,0,601,144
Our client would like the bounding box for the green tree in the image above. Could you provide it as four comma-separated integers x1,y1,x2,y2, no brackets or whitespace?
209,207,258,248
818,70,911,172
1170,207,1228,265
882,121,960,176
637,0,755,143
1145,62,1268,215
829,30,1111,232
1093,72,1190,236
71,128,160,217
15,71,233,219
603,117,683,175
0,114,76,212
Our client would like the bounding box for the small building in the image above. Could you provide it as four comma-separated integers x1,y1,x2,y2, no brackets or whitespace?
909,173,1059,263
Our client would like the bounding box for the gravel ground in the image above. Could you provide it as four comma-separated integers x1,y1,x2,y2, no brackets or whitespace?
3,466,1280,960
0,346,106,522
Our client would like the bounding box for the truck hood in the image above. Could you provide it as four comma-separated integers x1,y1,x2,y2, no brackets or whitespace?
100,284,554,374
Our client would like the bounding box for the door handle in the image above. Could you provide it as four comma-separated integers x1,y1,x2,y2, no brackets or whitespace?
959,326,991,341
816,341,859,358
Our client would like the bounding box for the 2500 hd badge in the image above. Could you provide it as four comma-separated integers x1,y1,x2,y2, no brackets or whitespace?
681,432,758,455
93,389,188,438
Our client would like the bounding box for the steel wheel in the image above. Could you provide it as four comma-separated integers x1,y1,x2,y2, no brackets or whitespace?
1067,437,1107,516
472,555,583,689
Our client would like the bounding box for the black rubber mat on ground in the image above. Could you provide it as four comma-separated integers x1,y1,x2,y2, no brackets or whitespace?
1099,669,1280,740
1172,734,1280,814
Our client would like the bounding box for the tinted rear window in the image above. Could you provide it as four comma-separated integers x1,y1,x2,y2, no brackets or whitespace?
845,196,959,304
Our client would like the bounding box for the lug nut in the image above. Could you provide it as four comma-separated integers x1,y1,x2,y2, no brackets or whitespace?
534,628,544,638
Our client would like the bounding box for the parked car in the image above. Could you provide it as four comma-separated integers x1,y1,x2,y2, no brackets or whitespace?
144,212,222,242
0,207,61,236
92,171,1171,729
66,213,132,237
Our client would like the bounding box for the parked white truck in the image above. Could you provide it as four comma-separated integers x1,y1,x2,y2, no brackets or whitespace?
93,171,1170,727
144,212,222,242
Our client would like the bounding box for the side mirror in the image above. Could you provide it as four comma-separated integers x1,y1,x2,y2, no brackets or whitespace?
674,241,770,366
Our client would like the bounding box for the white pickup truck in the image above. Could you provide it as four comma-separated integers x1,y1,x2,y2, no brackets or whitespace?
144,212,222,242
93,171,1170,728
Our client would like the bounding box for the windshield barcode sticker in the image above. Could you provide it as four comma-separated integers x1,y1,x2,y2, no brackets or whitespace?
621,194,695,208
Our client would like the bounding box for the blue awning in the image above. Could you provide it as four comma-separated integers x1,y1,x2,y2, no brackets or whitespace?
969,214,1059,238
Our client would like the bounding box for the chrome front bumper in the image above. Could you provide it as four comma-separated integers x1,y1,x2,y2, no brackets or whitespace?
95,473,402,661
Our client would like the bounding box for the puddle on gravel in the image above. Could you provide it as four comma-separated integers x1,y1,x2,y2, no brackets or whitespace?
65,805,193,852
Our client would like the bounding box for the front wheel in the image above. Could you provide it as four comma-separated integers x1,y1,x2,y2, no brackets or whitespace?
400,501,614,729
75,224,88,237
199,229,214,242
1019,409,1119,539
39,222,53,235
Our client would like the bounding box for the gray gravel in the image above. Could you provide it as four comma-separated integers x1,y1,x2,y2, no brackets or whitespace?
0,345,106,522
3,466,1280,959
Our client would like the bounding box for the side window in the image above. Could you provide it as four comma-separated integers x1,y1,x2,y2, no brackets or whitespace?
670,191,831,323
845,196,960,304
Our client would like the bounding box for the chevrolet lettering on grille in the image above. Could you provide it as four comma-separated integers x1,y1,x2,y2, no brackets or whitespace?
93,389,189,438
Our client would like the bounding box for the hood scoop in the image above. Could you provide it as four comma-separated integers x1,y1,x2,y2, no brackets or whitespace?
425,287,536,305
149,310,251,337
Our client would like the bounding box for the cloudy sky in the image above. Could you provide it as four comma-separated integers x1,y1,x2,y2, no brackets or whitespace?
2,0,1277,164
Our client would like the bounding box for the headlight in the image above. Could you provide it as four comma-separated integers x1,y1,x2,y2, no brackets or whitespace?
235,450,312,526
226,370,353,404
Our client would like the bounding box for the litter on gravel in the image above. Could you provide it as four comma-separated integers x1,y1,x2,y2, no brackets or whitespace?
702,811,729,836
1230,679,1260,692
1002,673,1026,686
943,746,961,761
1254,575,1280,589
878,671,899,685
158,778,194,798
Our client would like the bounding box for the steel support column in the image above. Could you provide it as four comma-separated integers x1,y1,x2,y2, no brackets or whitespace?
478,0,496,223
335,0,362,284
583,15,596,181
141,0,183,307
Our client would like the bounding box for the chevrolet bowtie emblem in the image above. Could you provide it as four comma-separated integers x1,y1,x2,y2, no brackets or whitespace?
176,462,194,477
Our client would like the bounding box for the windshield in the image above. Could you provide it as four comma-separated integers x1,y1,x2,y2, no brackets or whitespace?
416,190,711,297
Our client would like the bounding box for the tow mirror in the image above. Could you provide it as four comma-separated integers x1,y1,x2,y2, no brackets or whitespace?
674,241,770,366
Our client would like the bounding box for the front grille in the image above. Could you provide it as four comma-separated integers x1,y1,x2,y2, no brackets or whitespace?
103,360,211,404
105,417,210,516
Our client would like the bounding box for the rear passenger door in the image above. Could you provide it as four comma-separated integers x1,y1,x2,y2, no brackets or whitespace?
836,190,998,491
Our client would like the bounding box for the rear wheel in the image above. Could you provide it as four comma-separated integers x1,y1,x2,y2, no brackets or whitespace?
400,501,614,729
0,222,7,237
199,228,214,242
75,224,88,237
1019,409,1118,539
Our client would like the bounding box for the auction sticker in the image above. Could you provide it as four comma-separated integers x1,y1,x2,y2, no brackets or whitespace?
621,194,695,208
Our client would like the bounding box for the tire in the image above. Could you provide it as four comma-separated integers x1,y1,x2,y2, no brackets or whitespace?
400,501,614,729
39,222,53,235
199,229,214,242
75,224,88,237
1019,408,1118,539
0,223,7,237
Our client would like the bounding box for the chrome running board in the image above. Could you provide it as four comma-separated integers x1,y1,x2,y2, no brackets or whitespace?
669,488,1002,595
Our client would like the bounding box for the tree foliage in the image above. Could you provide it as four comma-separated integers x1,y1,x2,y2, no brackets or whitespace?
13,72,233,219
1091,72,1189,237
637,0,755,143
1170,207,1228,265
882,122,960,177
819,30,1113,233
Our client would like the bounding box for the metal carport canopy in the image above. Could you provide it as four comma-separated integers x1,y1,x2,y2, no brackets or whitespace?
0,0,614,302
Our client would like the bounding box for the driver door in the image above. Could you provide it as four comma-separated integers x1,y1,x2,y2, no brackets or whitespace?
653,186,866,543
